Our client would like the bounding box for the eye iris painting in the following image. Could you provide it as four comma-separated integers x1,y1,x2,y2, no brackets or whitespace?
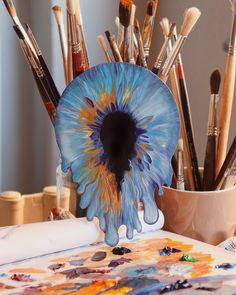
55,62,180,246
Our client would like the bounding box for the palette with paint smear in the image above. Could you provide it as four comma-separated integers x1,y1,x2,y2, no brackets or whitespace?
1,228,236,294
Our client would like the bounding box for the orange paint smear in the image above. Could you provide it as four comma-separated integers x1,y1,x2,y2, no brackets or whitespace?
50,257,70,263
42,282,75,294
9,268,46,274
101,287,133,295
69,280,117,295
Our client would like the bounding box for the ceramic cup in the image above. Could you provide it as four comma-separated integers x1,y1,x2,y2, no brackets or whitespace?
156,185,236,245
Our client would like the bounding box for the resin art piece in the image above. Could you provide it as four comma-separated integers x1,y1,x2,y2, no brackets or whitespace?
55,62,180,245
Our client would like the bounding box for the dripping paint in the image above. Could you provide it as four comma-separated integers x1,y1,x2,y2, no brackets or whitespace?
55,62,180,246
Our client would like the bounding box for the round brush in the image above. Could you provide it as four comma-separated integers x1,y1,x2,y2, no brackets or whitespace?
203,70,221,191
119,0,132,61
216,0,236,174
52,5,68,85
160,7,201,82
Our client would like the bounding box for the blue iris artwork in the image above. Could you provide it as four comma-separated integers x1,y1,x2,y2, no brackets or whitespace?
55,63,180,246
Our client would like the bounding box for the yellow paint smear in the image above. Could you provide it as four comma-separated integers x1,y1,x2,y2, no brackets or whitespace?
50,257,70,263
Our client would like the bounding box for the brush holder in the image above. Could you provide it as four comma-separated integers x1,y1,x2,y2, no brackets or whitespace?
156,184,236,245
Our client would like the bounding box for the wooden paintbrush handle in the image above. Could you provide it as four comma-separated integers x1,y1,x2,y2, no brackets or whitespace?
203,135,216,190
216,54,236,175
72,44,84,77
169,67,195,190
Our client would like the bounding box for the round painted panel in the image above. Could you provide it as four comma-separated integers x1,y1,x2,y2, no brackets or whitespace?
55,63,180,246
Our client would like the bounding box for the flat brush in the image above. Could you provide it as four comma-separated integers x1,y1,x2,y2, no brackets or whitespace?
13,25,56,124
134,18,147,68
152,23,175,75
203,70,221,191
159,7,201,83
119,0,132,61
98,35,112,63
3,0,37,58
25,24,60,107
214,136,236,190
67,0,84,78
160,19,195,190
216,0,236,175
142,0,158,61
52,5,69,85
105,31,123,62
74,0,90,70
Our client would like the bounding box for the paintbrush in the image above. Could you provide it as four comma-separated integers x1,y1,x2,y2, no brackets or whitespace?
115,16,124,52
168,9,202,190
13,25,56,124
159,7,201,83
202,70,221,191
52,5,69,85
128,4,136,64
142,0,158,61
152,23,175,75
98,35,112,63
134,18,147,68
3,0,37,58
216,0,236,175
67,0,84,77
177,139,185,191
25,24,60,107
214,136,236,190
119,0,132,61
74,0,90,70
160,19,195,190
105,31,123,62
67,5,73,83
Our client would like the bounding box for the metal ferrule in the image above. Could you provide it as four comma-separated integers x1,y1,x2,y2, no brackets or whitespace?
72,42,82,54
154,37,170,69
207,95,219,136
177,149,185,190
229,14,236,56
69,14,78,45
161,35,186,77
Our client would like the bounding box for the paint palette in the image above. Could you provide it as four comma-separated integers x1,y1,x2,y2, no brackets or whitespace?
1,230,236,294
55,62,180,246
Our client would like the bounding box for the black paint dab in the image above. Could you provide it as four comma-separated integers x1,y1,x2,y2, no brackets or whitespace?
112,246,131,255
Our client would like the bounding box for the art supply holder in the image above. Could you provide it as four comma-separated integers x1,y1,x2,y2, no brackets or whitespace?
156,184,236,246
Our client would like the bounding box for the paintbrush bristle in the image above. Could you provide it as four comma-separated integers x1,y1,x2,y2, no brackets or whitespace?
52,5,63,25
210,69,221,94
13,25,24,40
147,1,154,16
230,0,236,13
180,7,201,37
168,23,176,38
67,0,76,15
3,0,17,17
160,17,170,37
119,0,132,28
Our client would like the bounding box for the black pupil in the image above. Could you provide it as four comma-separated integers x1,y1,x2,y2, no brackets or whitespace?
100,111,137,191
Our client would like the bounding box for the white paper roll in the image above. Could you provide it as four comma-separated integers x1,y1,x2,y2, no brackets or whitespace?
0,210,164,265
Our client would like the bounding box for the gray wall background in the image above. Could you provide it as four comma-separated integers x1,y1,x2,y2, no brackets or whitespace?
0,0,235,193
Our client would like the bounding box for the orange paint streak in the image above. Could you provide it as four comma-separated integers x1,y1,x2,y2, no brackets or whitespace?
101,287,132,295
50,257,69,263
43,282,75,294
9,268,46,274
70,280,117,295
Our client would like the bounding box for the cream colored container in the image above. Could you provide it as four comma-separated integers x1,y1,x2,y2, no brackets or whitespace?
0,191,24,226
156,185,236,245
